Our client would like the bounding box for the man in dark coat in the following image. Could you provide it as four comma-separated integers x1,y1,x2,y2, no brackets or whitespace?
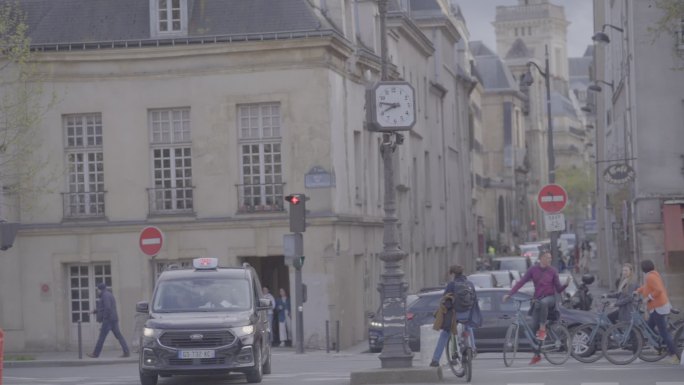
87,282,130,358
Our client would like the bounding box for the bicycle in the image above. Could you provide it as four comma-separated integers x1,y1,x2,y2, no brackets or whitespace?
571,300,614,363
445,321,473,382
503,296,571,367
601,295,684,365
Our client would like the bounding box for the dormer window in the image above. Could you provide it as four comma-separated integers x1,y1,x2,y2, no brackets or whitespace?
151,0,187,37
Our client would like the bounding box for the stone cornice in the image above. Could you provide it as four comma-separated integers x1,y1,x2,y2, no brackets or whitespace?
387,12,435,58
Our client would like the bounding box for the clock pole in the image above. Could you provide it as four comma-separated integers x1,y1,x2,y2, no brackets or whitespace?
376,0,413,369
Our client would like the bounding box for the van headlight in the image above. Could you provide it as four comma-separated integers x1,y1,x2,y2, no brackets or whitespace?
230,325,255,337
370,321,383,328
143,327,161,338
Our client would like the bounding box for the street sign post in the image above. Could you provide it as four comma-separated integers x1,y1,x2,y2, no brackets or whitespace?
544,213,566,232
537,184,568,213
139,226,164,256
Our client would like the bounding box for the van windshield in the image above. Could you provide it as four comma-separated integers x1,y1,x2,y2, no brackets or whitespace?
152,278,251,313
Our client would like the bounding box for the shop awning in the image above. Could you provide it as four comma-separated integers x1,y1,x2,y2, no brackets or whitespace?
663,203,684,254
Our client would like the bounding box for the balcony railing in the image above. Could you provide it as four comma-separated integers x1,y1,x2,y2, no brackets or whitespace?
147,186,195,215
62,191,106,218
236,183,285,213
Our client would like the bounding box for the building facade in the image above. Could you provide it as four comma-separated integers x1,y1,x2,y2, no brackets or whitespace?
0,0,477,352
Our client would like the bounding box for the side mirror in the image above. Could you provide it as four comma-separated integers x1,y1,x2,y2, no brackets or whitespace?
136,301,149,313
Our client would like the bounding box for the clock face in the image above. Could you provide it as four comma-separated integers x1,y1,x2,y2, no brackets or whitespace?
373,83,415,129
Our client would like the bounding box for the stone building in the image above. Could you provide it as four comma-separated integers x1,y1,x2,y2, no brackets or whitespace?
592,0,684,305
0,0,475,352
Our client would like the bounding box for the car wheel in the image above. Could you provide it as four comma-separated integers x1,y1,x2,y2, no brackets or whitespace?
262,344,272,375
139,370,158,385
245,345,263,383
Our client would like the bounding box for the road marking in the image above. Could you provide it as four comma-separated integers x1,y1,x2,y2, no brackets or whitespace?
656,383,684,385
579,383,619,385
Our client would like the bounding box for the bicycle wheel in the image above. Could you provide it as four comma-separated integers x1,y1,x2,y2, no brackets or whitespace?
673,325,684,357
503,323,519,367
601,322,642,365
542,323,571,365
571,323,604,363
446,333,465,377
638,327,669,362
464,347,473,383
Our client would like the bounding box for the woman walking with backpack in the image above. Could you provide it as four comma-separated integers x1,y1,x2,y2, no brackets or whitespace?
429,265,482,367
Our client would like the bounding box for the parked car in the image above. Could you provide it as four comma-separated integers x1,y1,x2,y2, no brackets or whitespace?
519,243,543,264
467,272,499,288
491,256,531,275
367,287,595,353
489,270,520,289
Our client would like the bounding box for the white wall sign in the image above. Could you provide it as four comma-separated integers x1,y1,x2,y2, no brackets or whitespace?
544,213,566,232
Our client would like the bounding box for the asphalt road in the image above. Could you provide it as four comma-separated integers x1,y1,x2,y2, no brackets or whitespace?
3,350,683,385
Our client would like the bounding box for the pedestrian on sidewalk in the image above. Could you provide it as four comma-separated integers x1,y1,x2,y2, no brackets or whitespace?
275,288,292,347
635,259,680,365
262,286,276,345
87,283,130,358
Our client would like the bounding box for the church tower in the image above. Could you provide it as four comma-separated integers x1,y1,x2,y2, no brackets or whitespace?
493,0,570,93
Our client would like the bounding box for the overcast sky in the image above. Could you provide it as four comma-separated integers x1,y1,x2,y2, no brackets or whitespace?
455,0,595,58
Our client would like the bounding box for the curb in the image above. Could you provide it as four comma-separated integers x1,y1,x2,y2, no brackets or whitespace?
4,358,137,368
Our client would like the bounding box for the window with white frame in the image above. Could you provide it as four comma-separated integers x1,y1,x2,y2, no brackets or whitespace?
152,0,187,35
155,259,193,279
149,108,193,214
68,263,111,323
238,103,283,212
64,113,105,218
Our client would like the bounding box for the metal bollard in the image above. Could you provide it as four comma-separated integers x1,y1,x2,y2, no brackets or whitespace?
336,320,340,353
1,327,5,385
325,320,330,353
77,321,82,359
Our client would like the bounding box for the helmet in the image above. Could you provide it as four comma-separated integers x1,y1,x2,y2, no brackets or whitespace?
581,274,595,285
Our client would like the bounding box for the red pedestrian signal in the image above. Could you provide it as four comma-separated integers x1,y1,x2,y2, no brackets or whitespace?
285,194,307,232
530,220,536,230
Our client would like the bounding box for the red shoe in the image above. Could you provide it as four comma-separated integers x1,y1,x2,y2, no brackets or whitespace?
529,355,542,365
535,329,547,341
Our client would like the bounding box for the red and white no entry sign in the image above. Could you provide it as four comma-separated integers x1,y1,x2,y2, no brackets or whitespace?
537,184,568,213
139,226,164,256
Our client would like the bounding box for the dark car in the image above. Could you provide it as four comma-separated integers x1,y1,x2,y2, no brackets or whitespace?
136,258,272,385
368,287,594,353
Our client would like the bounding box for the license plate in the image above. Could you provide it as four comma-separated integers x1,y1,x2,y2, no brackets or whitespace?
178,350,215,359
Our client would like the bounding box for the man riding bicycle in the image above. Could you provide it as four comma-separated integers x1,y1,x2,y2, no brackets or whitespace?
429,265,482,368
503,250,570,365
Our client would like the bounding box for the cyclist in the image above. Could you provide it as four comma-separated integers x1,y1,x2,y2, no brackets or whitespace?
429,265,482,367
503,250,570,365
635,259,680,364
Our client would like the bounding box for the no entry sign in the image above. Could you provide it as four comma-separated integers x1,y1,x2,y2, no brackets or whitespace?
537,184,568,213
139,226,164,256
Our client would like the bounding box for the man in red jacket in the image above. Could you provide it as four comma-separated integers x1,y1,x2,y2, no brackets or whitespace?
503,250,570,365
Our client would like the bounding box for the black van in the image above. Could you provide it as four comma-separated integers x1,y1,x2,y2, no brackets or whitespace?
136,258,272,384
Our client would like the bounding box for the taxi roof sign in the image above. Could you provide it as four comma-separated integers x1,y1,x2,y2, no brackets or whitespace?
193,257,218,270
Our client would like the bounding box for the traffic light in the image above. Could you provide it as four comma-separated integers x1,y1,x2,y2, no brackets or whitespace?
285,194,306,233
530,220,537,231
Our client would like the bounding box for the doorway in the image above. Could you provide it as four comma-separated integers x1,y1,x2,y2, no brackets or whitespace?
239,255,290,345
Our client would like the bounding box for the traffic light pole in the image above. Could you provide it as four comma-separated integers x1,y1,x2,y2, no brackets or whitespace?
294,260,304,354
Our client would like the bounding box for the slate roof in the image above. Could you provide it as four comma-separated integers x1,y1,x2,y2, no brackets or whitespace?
471,41,517,91
550,91,577,118
505,38,534,59
9,0,332,46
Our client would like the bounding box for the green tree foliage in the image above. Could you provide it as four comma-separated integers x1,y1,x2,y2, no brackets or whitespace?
0,1,55,215
652,0,684,67
555,167,593,220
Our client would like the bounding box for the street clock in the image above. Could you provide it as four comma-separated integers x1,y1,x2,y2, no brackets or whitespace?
366,81,416,132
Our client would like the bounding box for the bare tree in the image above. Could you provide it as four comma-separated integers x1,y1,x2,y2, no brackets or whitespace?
652,0,684,69
0,1,56,218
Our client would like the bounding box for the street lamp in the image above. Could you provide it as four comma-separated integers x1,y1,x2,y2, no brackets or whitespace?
587,80,614,94
592,24,624,44
520,45,558,259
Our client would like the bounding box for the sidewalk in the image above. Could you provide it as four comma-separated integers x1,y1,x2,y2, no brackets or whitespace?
2,342,368,369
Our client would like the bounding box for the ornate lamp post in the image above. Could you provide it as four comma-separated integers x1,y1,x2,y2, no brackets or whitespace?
370,0,414,369
520,45,558,260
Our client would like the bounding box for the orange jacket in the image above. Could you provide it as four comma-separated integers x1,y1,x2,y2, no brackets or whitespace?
636,271,670,311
